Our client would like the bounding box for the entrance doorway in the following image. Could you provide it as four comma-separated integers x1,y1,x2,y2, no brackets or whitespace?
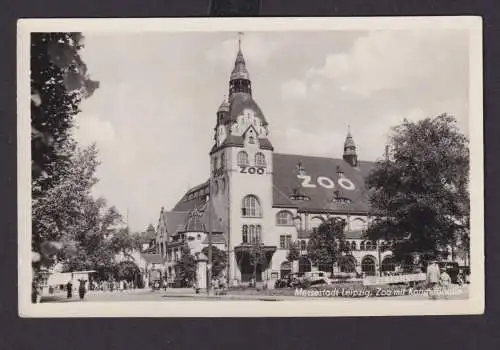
361,255,377,276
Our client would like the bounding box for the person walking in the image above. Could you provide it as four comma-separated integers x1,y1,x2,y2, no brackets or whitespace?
78,279,86,300
439,267,452,300
426,261,440,300
66,280,73,299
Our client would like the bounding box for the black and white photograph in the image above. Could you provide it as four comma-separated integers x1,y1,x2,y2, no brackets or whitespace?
18,17,484,317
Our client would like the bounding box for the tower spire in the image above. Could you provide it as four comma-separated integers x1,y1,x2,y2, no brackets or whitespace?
229,32,252,97
343,126,358,167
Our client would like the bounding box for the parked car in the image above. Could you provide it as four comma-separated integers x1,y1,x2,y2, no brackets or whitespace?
303,271,331,286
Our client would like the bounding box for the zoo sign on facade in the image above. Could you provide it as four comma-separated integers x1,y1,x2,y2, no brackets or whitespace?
239,165,265,175
297,174,356,191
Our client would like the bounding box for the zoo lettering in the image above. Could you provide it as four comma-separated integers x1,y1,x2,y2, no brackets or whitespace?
297,174,356,191
239,166,265,175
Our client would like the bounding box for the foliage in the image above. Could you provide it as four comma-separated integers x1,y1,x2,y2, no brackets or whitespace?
32,145,100,269
31,32,99,195
176,246,197,284
366,114,470,263
31,32,98,270
287,241,301,262
247,243,267,282
114,261,141,282
306,217,349,269
202,246,227,278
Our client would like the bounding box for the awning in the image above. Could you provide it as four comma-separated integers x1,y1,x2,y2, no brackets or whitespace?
47,272,72,286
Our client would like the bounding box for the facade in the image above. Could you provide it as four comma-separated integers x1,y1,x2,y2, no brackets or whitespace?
155,38,398,285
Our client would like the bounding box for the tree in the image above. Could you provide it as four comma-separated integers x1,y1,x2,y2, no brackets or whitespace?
115,261,141,282
176,246,197,286
306,217,349,272
202,246,227,278
32,145,100,270
366,114,469,264
31,32,99,195
31,32,99,270
247,243,267,287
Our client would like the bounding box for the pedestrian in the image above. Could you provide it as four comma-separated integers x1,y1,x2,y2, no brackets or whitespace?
78,279,86,300
426,261,440,300
66,280,73,299
439,267,452,300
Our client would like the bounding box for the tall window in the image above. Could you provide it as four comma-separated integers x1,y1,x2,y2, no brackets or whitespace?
241,195,262,217
276,210,293,225
220,152,225,170
279,235,292,249
255,225,261,243
255,152,266,167
351,241,357,251
248,136,255,144
300,240,307,250
242,225,248,243
249,225,256,244
237,151,249,166
213,156,218,172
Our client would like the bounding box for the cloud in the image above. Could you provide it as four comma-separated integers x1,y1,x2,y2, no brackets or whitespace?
309,30,468,97
280,79,308,100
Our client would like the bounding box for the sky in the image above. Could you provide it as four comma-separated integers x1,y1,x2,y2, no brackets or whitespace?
73,29,470,232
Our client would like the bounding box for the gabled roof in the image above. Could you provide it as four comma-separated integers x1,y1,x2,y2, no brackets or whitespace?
272,153,374,214
163,211,189,236
172,153,374,217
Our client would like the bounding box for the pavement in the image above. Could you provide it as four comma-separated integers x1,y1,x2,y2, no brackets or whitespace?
40,284,469,303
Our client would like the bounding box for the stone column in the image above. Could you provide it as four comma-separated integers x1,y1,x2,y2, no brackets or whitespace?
196,252,208,291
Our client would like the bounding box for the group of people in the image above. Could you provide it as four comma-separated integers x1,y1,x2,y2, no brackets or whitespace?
65,280,87,300
426,260,456,299
92,280,137,292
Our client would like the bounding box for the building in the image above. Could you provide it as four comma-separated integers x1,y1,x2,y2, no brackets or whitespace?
155,36,397,285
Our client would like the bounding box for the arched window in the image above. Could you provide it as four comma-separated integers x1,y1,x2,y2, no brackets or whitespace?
300,240,307,251
241,195,262,217
237,151,249,166
242,225,248,243
276,210,293,225
255,152,266,167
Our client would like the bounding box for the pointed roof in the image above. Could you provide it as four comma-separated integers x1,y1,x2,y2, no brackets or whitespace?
344,131,355,147
230,36,250,81
217,96,229,113
343,130,357,156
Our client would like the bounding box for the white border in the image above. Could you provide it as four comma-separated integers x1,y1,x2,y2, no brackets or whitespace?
18,17,484,317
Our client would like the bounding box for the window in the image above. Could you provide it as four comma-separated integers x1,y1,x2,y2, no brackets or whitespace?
280,235,292,249
197,234,201,240
255,152,266,167
241,195,262,217
276,211,293,225
351,241,357,251
300,240,306,250
220,152,225,170
255,225,261,243
237,151,249,166
213,156,218,172
248,136,255,144
249,225,256,244
242,225,248,243
360,241,366,250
